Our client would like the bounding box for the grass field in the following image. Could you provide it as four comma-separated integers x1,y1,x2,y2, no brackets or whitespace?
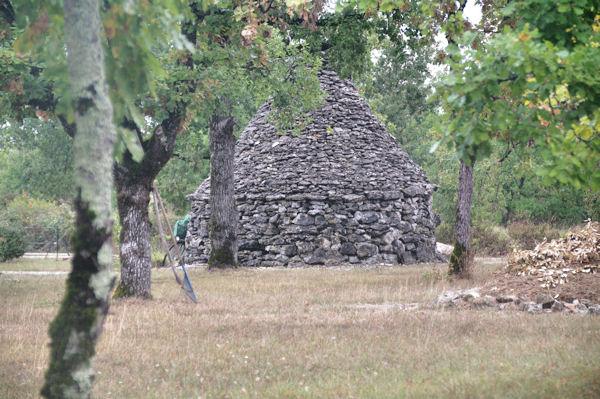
1,258,599,398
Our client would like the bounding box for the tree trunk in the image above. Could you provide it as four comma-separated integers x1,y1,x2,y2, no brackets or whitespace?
109,11,199,297
41,0,116,397
449,157,475,277
208,112,238,269
113,178,152,298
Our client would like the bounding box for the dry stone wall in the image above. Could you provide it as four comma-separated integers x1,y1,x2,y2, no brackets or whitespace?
186,69,440,266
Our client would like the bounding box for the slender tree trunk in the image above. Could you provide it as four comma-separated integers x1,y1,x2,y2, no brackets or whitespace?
449,157,475,277
208,112,238,269
41,1,116,397
113,178,152,298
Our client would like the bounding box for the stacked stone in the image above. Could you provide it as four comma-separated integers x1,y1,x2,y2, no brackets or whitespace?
186,69,440,266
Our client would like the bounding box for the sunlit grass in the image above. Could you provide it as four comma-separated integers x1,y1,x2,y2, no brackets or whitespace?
1,259,598,398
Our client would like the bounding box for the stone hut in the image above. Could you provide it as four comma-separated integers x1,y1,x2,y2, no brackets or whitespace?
186,69,440,266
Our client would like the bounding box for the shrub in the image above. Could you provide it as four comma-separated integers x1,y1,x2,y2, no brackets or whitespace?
434,219,454,245
471,224,512,256
0,193,73,252
0,227,25,262
470,220,570,256
507,220,565,251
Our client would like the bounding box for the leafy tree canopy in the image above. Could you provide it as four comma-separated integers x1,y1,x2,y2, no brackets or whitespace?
436,0,600,190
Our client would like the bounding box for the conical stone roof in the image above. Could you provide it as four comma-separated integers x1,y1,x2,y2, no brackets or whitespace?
186,69,440,266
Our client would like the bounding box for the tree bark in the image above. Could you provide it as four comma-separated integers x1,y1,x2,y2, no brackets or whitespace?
111,10,200,297
208,112,238,269
41,0,116,397
449,157,475,277
113,177,153,298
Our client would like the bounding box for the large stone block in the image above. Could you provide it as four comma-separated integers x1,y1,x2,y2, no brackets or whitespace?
355,242,378,259
354,210,379,224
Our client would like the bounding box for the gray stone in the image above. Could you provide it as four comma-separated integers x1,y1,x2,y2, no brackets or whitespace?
459,289,480,302
535,293,555,308
238,240,262,251
314,215,327,226
527,303,543,314
382,231,400,246
433,291,460,307
403,186,425,196
296,241,315,254
293,214,314,226
303,248,327,265
314,237,331,250
342,194,363,202
281,245,297,257
381,253,398,264
551,301,564,312
588,304,600,315
400,251,416,264
185,67,439,267
354,210,379,224
580,298,592,306
340,243,356,256
472,297,492,308
575,304,589,314
355,243,378,259
496,295,517,304
483,295,498,307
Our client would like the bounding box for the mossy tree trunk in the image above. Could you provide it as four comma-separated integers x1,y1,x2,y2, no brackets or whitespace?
41,0,116,397
208,110,238,269
449,157,475,278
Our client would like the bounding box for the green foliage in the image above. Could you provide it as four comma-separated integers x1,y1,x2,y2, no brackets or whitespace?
469,221,567,256
436,0,600,190
156,128,210,212
0,119,73,202
362,46,592,242
471,225,512,256
291,6,374,80
506,221,565,251
585,190,600,221
0,193,73,231
425,143,592,244
3,0,327,218
6,0,196,161
179,6,325,133
0,193,73,251
0,226,25,262
360,33,438,154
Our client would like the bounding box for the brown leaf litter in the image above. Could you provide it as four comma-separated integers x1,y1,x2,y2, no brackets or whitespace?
481,221,600,304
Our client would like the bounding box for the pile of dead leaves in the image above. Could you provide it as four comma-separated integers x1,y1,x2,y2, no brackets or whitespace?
507,221,600,289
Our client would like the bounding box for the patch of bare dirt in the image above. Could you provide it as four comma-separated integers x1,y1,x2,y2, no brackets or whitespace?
480,271,600,304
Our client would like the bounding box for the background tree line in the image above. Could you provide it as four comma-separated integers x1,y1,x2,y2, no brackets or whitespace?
2,0,596,257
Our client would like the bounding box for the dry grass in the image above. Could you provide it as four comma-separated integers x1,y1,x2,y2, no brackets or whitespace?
0,257,72,272
1,259,599,398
